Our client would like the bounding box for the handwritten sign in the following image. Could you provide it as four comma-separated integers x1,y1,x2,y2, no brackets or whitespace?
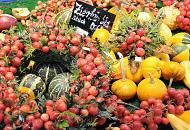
69,0,116,35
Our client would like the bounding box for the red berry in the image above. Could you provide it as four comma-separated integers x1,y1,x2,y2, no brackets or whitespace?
135,48,145,57
125,36,134,44
42,46,50,53
137,28,145,37
136,40,144,48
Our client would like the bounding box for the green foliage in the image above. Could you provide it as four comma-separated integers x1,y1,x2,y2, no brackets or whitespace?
56,120,69,130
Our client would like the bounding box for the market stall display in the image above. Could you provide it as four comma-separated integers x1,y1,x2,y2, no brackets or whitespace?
1,0,190,130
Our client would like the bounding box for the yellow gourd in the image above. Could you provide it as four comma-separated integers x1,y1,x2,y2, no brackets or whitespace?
110,53,143,83
161,61,185,87
171,44,189,63
92,28,110,44
111,57,128,80
180,61,190,89
177,110,190,124
137,74,167,101
141,57,162,79
167,113,190,130
111,53,137,100
126,62,143,83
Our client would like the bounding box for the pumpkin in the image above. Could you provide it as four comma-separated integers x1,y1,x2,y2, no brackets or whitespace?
33,62,65,85
111,52,137,100
111,79,137,100
180,61,190,89
137,74,167,100
49,73,72,100
18,74,46,100
161,61,185,87
141,57,161,79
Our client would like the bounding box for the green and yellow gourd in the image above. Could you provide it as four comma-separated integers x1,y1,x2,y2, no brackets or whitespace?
18,74,46,100
53,8,72,29
33,62,65,85
49,73,72,100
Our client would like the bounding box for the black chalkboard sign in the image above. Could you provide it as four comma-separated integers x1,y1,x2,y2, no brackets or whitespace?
69,0,116,35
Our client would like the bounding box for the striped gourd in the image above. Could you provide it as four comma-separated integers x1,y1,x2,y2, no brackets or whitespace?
18,74,46,99
53,8,72,29
33,62,64,85
49,73,72,100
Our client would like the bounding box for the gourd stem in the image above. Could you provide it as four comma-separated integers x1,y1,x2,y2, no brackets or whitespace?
103,51,116,62
117,52,126,81
168,78,174,87
148,72,155,84
118,101,140,110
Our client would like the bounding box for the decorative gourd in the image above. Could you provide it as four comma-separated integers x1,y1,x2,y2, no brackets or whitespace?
159,23,172,46
126,61,143,83
53,8,72,29
33,62,65,85
177,110,190,124
180,61,190,89
171,44,189,63
18,74,46,100
171,32,190,47
141,56,161,79
137,74,167,101
167,113,190,130
161,61,185,87
111,53,137,100
162,5,180,30
111,57,128,80
48,73,72,100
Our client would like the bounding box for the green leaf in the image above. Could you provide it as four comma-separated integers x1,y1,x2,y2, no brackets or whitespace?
156,0,164,9
56,120,69,130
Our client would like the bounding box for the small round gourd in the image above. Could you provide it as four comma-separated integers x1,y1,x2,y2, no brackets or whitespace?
137,74,167,101
18,74,46,99
49,73,72,100
33,62,65,85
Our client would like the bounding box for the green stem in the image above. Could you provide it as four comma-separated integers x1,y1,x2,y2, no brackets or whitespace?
117,101,140,110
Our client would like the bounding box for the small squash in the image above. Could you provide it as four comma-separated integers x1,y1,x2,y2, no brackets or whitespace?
33,62,65,85
111,55,143,83
161,61,185,86
126,61,143,83
177,110,190,124
111,53,137,100
111,57,128,80
141,56,162,79
180,61,190,89
49,73,72,100
171,44,189,63
137,74,167,101
18,74,46,100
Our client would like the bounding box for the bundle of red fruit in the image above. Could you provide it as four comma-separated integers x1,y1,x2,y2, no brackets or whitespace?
120,28,152,57
176,0,190,32
0,34,24,81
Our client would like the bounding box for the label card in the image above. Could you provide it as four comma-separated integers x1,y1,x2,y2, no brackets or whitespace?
69,0,116,35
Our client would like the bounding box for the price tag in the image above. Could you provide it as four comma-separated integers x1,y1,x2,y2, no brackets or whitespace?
69,0,116,35
135,57,142,62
